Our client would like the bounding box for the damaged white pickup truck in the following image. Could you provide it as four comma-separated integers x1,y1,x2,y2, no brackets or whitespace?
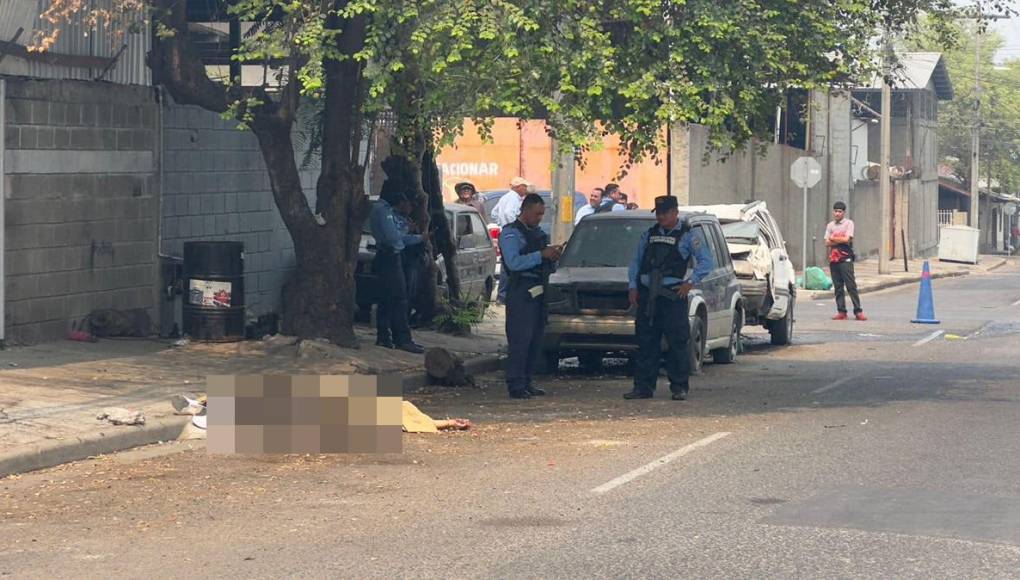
686,202,796,345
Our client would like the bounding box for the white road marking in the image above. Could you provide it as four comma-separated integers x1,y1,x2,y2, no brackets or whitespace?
590,432,731,495
811,374,863,395
912,330,945,347
1012,298,1020,307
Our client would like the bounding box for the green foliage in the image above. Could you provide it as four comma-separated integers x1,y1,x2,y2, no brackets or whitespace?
220,0,984,168
910,18,1020,192
434,299,488,336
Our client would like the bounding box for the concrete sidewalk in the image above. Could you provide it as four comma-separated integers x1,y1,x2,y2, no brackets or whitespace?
0,312,506,478
800,255,1009,301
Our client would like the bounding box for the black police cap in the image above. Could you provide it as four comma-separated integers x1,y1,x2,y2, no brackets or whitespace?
653,195,678,213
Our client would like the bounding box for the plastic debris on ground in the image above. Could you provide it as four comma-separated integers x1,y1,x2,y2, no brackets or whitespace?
96,407,146,426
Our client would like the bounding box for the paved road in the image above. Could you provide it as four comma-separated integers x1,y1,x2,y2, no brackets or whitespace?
2,261,1019,578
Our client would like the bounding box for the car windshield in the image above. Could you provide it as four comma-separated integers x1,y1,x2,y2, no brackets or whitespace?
721,221,760,244
559,219,650,268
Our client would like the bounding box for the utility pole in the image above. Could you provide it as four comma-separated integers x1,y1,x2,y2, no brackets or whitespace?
879,41,892,275
970,24,981,229
550,137,575,246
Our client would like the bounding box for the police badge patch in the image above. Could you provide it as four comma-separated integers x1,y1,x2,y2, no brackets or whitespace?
649,235,678,245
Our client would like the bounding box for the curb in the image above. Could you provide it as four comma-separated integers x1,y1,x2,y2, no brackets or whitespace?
986,258,1010,272
0,353,505,479
0,416,191,480
806,269,969,301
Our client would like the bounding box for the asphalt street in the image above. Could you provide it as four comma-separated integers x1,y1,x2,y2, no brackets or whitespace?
1,260,1019,578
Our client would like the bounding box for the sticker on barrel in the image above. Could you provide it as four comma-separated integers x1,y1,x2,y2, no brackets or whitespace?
189,280,233,307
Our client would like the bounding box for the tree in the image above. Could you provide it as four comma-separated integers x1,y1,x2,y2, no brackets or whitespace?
34,0,994,344
911,19,1020,192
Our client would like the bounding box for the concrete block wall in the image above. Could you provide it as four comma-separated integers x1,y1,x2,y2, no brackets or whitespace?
160,99,317,318
3,78,159,344
684,124,834,269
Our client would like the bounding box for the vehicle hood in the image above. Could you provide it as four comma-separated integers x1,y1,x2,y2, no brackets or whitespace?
549,267,629,288
680,204,746,222
727,240,770,280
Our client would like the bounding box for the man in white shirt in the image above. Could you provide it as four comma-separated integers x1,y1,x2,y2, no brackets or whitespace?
490,177,532,227
596,183,628,214
574,188,604,225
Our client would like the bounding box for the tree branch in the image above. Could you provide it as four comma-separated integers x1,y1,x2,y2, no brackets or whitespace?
147,0,229,113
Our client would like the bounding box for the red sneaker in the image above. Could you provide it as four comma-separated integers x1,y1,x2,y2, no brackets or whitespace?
855,312,868,321
832,312,848,320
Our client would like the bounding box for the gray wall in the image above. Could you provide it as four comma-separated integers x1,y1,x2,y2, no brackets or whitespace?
685,125,834,269
159,98,315,319
3,78,159,344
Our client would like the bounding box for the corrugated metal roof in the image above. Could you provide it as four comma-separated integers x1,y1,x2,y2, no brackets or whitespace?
0,0,150,86
859,52,954,101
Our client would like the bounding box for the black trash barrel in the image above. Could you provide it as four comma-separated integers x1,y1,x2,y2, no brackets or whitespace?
183,241,245,342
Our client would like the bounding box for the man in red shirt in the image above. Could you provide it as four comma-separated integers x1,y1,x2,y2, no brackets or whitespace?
825,201,866,321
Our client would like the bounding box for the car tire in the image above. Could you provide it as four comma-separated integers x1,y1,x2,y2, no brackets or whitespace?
769,295,794,346
712,311,741,364
537,350,560,375
578,352,603,373
689,315,706,375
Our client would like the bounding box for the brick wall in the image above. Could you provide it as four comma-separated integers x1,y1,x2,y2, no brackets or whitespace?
3,79,159,344
159,99,315,318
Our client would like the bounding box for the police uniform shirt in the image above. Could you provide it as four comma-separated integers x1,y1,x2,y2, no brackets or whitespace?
627,223,714,289
369,199,422,252
499,223,546,281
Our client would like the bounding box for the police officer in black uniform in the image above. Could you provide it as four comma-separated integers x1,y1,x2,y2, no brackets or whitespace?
624,195,713,400
498,194,563,399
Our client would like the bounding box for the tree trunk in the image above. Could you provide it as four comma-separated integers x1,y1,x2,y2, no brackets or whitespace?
252,116,360,347
148,0,368,347
421,148,461,303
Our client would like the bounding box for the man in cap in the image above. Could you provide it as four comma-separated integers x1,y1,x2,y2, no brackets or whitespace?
491,177,534,303
624,195,713,400
455,181,486,217
499,194,563,399
490,177,533,227
368,191,426,353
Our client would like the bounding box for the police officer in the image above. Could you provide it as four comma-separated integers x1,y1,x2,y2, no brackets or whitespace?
394,195,426,324
499,194,562,399
624,195,713,400
368,191,425,353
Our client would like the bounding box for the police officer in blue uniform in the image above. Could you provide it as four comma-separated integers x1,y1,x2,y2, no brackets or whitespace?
624,195,714,400
499,194,563,399
393,195,426,323
368,191,425,354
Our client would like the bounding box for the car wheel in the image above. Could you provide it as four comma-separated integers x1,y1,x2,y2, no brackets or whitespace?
578,352,603,373
689,315,706,374
537,350,560,375
712,311,741,364
769,295,794,346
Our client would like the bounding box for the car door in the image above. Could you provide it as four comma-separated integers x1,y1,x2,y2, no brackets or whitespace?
453,211,479,298
752,209,794,316
690,223,724,338
468,211,497,298
703,222,733,339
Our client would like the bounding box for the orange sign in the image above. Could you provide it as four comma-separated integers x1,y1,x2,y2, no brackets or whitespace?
436,119,667,209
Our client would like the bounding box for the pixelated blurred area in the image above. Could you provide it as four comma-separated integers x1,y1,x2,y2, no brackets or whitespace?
207,375,403,454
